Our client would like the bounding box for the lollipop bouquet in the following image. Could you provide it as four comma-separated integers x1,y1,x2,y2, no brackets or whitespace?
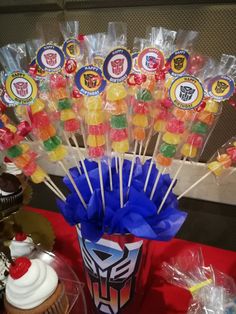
0,21,235,313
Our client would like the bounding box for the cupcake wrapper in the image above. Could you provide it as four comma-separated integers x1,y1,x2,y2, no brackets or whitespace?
0,188,23,221
45,284,69,314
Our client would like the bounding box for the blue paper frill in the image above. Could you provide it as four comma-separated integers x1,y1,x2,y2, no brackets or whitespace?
57,158,187,242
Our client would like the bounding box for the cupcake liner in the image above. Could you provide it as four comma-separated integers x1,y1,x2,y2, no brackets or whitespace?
45,283,69,314
0,188,23,221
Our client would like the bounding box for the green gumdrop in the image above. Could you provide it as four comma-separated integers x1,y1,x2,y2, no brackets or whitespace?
191,122,208,134
160,143,177,158
7,145,23,158
43,136,61,151
58,98,71,110
111,115,127,129
136,89,152,102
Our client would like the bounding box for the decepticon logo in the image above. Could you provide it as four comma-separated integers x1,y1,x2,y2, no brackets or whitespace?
78,231,143,314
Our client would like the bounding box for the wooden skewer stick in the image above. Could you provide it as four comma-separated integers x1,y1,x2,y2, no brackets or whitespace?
44,180,65,202
157,157,187,214
150,167,166,200
126,140,138,199
98,160,105,212
45,175,66,201
119,154,124,208
107,158,113,191
59,161,87,209
71,134,94,194
138,141,143,158
64,132,82,175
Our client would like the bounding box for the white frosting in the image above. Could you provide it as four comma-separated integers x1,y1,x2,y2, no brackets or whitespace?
0,190,12,196
0,253,9,291
6,259,58,309
10,237,34,258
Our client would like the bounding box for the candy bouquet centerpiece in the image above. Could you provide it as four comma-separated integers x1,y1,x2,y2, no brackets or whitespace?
0,21,235,314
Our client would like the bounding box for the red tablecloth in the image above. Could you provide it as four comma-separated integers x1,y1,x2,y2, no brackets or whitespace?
25,206,236,314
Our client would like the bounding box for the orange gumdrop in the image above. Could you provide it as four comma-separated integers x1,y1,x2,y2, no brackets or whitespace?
107,100,128,115
133,127,146,141
53,88,67,100
197,111,214,125
156,153,172,167
14,153,31,168
172,107,187,121
217,154,232,168
37,125,56,141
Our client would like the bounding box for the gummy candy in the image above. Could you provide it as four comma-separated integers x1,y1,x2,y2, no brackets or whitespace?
133,127,145,141
6,124,17,133
36,125,56,141
133,102,149,114
197,111,214,125
88,123,107,135
163,132,181,145
132,114,148,128
110,128,128,141
48,145,67,162
88,146,105,158
136,89,152,102
217,154,232,168
181,143,197,158
85,96,103,111
20,143,30,153
60,109,76,122
32,111,50,128
205,99,220,113
112,139,129,153
43,136,61,152
110,115,127,129
160,143,177,158
7,145,23,158
87,135,105,147
31,99,45,114
166,119,185,134
106,83,127,102
30,166,47,183
53,88,67,100
14,154,31,168
191,122,208,134
107,100,128,115
58,98,71,110
207,161,223,176
85,111,104,125
187,133,203,148
153,120,167,133
64,119,80,133
156,153,172,167
23,161,37,176
226,147,236,162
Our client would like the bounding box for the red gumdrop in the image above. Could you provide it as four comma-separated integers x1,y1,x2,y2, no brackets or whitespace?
88,146,105,158
23,161,37,176
226,147,236,162
9,257,32,280
50,73,67,89
15,232,27,241
161,98,173,109
110,129,128,141
157,109,170,121
65,59,77,74
72,87,83,99
64,119,80,132
133,102,149,114
166,118,185,134
187,133,203,148
88,123,107,135
32,111,50,128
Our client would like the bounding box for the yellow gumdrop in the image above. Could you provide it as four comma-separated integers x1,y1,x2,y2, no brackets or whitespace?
207,161,223,176
31,167,47,184
163,132,181,145
181,143,197,158
60,109,76,122
153,120,167,133
132,114,148,128
85,111,104,125
153,90,163,101
106,84,127,101
112,139,129,153
15,105,27,117
85,96,103,111
205,100,220,113
31,99,45,114
48,145,67,162
6,124,17,133
87,135,105,147
20,143,30,153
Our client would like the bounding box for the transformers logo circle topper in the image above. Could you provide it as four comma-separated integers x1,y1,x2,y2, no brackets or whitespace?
36,44,65,73
169,75,204,110
207,75,235,101
78,230,143,314
168,50,190,77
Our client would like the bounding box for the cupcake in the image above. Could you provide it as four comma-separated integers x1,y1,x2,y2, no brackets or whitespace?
0,172,23,220
9,233,34,258
4,257,69,314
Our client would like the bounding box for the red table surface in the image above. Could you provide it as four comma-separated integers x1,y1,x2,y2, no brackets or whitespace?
25,206,236,314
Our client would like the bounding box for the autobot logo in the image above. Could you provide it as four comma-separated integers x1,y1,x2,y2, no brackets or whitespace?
179,85,195,101
111,59,124,75
13,82,28,97
79,232,143,314
215,80,228,94
44,53,57,66
173,57,185,71
84,73,100,88
145,55,158,69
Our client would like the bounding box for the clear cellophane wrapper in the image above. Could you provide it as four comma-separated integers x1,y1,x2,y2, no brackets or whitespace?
162,249,236,314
